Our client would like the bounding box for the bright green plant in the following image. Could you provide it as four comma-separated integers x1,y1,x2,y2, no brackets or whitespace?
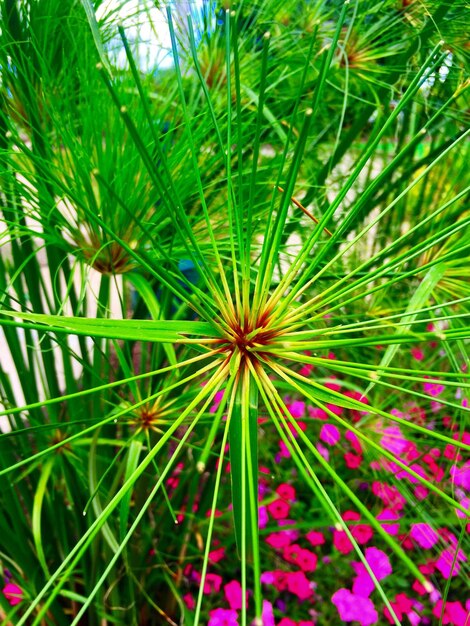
0,0,469,624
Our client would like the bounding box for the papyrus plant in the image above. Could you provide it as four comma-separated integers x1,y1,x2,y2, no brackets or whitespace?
0,0,469,624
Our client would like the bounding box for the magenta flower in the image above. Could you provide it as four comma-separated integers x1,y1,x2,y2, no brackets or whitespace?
308,406,327,420
265,530,296,550
344,390,369,421
288,401,306,417
376,509,401,535
372,482,406,510
450,461,470,490
435,547,467,578
296,549,318,573
285,570,313,600
332,588,378,625
278,440,291,459
316,442,329,461
276,483,296,502
352,547,393,597
209,547,226,563
345,430,363,453
209,390,225,413
396,462,428,484
319,423,340,446
411,347,424,361
351,523,373,545
423,381,445,397
380,426,411,456
261,600,275,626
224,580,246,610
282,544,318,572
259,505,268,529
455,495,470,519
2,582,23,606
305,530,325,546
261,570,288,592
433,600,469,625
278,619,297,626
267,498,290,520
333,529,354,555
202,572,223,594
208,608,239,626
364,547,393,578
344,452,363,469
183,593,195,609
383,593,414,624
410,523,439,548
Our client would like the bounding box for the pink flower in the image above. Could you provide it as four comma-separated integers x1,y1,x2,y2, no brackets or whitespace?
203,573,223,594
259,506,268,529
316,443,329,461
276,483,296,501
372,482,406,510
2,583,23,606
410,523,439,548
282,544,318,572
267,498,290,520
352,548,393,597
287,420,307,436
333,529,354,555
260,571,275,585
394,593,413,613
411,347,424,361
332,588,378,625
278,440,291,459
285,570,313,600
209,390,225,413
364,547,393,579
383,593,414,624
326,402,343,416
423,381,445,397
320,423,340,446
344,452,363,469
308,406,327,420
261,600,275,626
450,462,470,490
377,509,401,535
261,570,288,592
296,548,318,572
433,600,469,625
435,548,467,579
414,485,429,500
345,430,363,454
209,547,226,563
380,426,411,456
265,530,297,550
455,496,470,519
224,580,246,610
351,524,373,544
288,401,305,417
183,593,195,609
396,462,428,484
305,530,325,546
278,619,297,626
208,608,238,626
344,390,369,421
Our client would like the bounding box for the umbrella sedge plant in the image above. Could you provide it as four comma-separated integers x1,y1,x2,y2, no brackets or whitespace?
0,1,469,624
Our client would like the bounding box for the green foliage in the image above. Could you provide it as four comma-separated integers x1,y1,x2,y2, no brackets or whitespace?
0,0,469,624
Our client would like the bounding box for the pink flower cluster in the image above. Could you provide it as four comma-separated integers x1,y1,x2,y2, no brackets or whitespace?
2,582,23,606
182,347,470,625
